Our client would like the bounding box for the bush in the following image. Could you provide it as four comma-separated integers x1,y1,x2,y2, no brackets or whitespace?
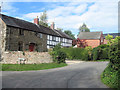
101,37,120,89
99,48,109,60
50,43,67,64
85,46,92,60
108,41,120,70
57,50,66,63
61,47,90,61
82,49,89,61
92,44,109,60
101,63,119,89
92,47,99,60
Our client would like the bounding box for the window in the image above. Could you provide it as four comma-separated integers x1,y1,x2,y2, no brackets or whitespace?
60,38,63,42
47,35,49,40
47,41,49,44
8,28,13,34
52,36,56,41
18,42,23,51
36,33,42,38
40,33,42,38
50,36,52,40
19,29,24,35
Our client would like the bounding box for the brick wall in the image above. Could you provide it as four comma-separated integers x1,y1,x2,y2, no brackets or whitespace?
104,39,108,44
77,39,100,48
85,40,100,48
1,51,53,64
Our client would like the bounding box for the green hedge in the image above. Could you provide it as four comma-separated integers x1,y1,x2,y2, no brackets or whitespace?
61,47,89,61
50,44,111,62
101,37,120,89
92,44,109,60
108,41,120,70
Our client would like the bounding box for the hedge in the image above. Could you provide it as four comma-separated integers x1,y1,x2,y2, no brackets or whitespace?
92,44,109,60
61,47,90,61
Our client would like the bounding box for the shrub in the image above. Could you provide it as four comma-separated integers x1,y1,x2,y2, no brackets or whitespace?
82,49,89,61
92,44,109,60
53,43,61,51
61,47,90,61
92,47,99,60
101,63,119,89
57,50,66,63
99,48,109,60
50,43,67,64
109,41,120,70
85,46,92,60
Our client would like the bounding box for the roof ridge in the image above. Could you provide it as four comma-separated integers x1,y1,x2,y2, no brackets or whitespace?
1,14,35,25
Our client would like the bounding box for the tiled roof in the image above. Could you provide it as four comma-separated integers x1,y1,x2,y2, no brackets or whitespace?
1,14,46,34
54,30,73,40
1,14,72,39
103,33,120,39
78,32,102,39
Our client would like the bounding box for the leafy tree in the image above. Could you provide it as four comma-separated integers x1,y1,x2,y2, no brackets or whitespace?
57,28,63,31
39,10,48,27
64,30,75,39
79,23,90,33
105,34,113,45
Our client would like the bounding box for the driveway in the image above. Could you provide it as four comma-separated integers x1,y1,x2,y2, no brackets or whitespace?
2,61,109,88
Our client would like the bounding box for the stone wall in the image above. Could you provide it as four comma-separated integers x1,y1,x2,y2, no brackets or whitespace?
1,51,53,64
5,26,47,52
0,17,7,61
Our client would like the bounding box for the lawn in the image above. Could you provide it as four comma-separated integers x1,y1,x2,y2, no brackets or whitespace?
2,63,67,71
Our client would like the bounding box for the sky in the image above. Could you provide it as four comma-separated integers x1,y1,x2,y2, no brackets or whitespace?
0,0,119,38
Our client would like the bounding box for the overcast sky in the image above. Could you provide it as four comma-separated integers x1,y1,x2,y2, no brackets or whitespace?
1,0,118,37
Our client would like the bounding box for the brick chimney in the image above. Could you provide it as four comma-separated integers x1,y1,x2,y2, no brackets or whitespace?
34,16,39,25
51,22,55,30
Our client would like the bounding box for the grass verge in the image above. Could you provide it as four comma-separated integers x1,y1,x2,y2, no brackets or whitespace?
2,63,67,71
93,59,109,61
101,63,119,89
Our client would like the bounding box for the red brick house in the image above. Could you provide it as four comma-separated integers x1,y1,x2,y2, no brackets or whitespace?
76,32,104,48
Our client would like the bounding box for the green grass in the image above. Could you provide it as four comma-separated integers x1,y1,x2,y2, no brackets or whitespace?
84,59,109,62
2,63,67,71
101,63,119,89
93,59,109,61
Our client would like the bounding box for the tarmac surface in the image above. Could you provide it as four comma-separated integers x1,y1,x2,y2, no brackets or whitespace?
2,61,109,88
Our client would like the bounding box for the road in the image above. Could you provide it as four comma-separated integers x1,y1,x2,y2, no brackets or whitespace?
2,61,109,88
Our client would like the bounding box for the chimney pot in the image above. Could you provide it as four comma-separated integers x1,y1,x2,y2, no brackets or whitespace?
51,22,55,30
34,16,39,25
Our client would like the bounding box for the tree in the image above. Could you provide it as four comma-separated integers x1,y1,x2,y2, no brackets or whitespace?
105,34,113,45
64,30,75,39
39,10,48,27
57,28,63,31
79,23,90,33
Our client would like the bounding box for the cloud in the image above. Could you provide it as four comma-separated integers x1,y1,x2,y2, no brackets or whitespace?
1,2,18,15
47,1,118,33
23,12,42,19
4,0,118,38
1,0,119,2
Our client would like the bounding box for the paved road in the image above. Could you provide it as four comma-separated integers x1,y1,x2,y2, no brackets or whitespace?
2,61,109,88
